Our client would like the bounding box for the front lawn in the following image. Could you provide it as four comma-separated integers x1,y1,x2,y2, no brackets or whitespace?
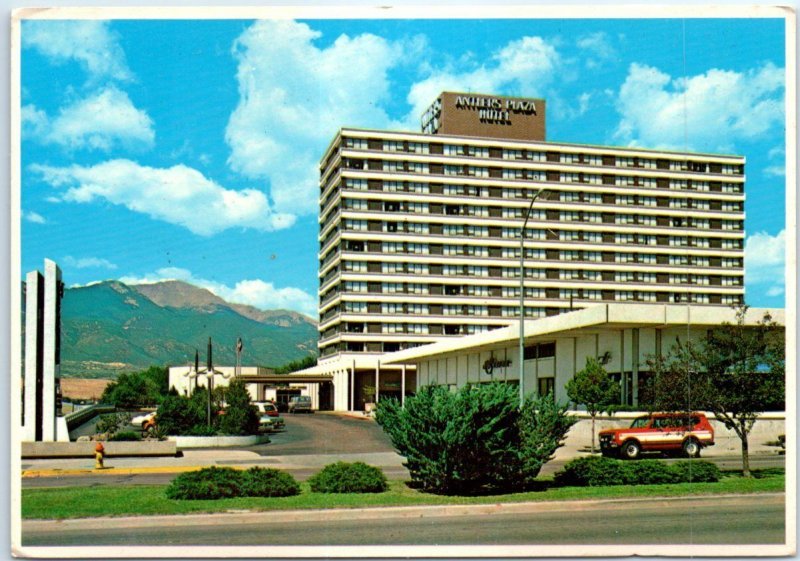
21,469,784,520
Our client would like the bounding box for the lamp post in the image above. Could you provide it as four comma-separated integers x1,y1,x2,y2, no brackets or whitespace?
519,189,545,407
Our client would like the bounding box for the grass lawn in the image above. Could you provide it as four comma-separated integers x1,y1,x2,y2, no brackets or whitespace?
22,469,784,520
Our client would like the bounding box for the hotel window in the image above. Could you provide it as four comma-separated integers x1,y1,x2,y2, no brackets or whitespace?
502,247,521,259
344,219,367,231
692,238,710,248
464,246,489,258
722,201,741,211
639,254,657,264
616,214,636,225
615,291,635,301
585,174,602,184
691,275,710,285
560,288,579,299
443,265,462,276
528,229,546,240
407,283,428,294
669,274,688,284
639,273,657,283
670,180,688,190
560,191,581,202
344,301,367,313
407,263,429,275
584,289,602,300
382,242,404,253
615,233,635,244
502,287,521,298
502,227,521,238
344,137,368,149
694,181,710,192
616,157,635,167
585,232,603,243
503,207,524,219
408,182,429,194
641,158,657,169
525,287,544,298
527,268,545,279
560,211,581,222
721,258,740,268
383,181,403,192
382,221,400,233
560,230,581,241
407,202,429,214
344,261,367,272
465,324,490,334
343,198,368,210
693,256,710,267
585,193,603,204
615,271,635,282
383,323,404,334
407,222,429,235
407,243,428,254
722,239,742,249
640,196,657,207
409,162,429,174
722,294,740,304
443,224,463,236
444,184,465,196
383,160,405,172
691,294,710,304
616,195,635,205
692,199,710,210
640,292,657,302
345,178,367,190
526,248,546,259
721,164,739,175
527,151,547,162
560,250,581,261
529,170,547,181
559,269,581,280
722,182,741,193
669,236,689,247
383,283,405,294
641,177,657,188
669,255,688,266
560,173,580,183
560,153,581,164
444,164,462,176
502,187,524,199
669,160,689,171
722,276,741,286
467,146,489,158
722,220,740,230
408,324,429,334
465,285,489,296
467,166,489,178
639,216,657,227
503,168,526,180
408,142,429,154
616,176,636,186
443,305,460,315
344,281,367,293
693,219,710,229
669,198,689,209
443,245,461,256
466,225,489,237
383,140,404,152
583,270,602,281
381,302,404,314
616,253,635,263
503,149,523,160
381,262,405,274
585,212,602,223
465,206,489,217
584,251,602,262
585,155,603,166
444,144,465,156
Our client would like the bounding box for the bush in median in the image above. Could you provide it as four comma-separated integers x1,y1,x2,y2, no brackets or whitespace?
166,466,301,500
554,456,721,487
240,467,300,497
308,462,388,493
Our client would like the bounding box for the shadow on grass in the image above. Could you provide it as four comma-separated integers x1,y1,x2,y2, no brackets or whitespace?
402,478,559,497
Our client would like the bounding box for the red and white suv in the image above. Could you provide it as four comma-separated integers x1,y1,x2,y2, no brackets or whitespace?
599,413,715,459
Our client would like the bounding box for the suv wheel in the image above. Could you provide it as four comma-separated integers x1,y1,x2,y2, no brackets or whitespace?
682,438,701,458
621,440,641,460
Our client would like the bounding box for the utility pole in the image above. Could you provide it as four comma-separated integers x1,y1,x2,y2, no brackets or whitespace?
519,189,545,407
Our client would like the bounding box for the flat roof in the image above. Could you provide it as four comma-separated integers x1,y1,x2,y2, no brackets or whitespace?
381,304,784,365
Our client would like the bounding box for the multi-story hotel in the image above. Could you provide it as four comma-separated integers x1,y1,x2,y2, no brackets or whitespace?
310,92,746,411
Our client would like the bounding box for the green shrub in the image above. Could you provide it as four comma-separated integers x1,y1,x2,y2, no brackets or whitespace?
554,456,626,487
240,468,300,497
96,412,131,436
375,382,574,495
218,379,260,436
670,460,721,483
555,457,722,487
308,462,388,493
187,424,218,436
157,393,203,436
165,467,243,500
110,431,142,441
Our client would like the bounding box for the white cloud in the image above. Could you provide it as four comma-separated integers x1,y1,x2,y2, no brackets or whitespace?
745,229,785,298
121,267,317,317
225,20,404,217
22,87,154,151
22,210,46,224
31,159,294,236
614,62,784,152
576,32,616,69
764,145,785,177
63,256,117,270
23,20,131,82
403,36,561,128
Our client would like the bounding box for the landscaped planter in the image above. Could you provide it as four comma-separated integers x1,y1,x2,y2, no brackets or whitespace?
22,440,177,458
168,435,270,448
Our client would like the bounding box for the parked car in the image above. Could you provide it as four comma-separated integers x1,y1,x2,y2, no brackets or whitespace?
598,413,715,459
132,411,157,433
287,395,312,414
254,401,285,431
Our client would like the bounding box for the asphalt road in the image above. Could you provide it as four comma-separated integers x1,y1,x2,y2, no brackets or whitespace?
21,494,785,547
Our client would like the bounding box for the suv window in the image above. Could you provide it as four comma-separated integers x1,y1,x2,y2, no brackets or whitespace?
630,417,650,428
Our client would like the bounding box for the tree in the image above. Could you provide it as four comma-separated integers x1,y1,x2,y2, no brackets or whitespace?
274,355,317,374
101,366,169,408
565,358,620,454
218,379,260,436
645,306,784,477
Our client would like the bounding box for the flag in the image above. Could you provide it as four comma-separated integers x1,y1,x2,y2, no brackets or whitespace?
236,337,243,354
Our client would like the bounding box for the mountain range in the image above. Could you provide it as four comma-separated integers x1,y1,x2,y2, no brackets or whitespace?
58,280,318,378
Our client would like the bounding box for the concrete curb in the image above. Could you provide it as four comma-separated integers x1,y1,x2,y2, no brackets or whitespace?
22,492,784,530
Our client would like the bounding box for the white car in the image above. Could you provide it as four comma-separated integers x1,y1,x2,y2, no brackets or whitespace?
131,411,156,427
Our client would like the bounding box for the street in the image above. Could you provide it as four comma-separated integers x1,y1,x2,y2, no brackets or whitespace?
21,494,785,547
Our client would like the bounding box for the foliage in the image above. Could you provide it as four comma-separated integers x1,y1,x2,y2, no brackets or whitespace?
156,393,204,436
109,430,142,441
565,358,620,453
166,467,244,500
554,457,720,487
307,462,388,494
375,382,574,495
186,425,219,436
240,468,300,497
95,412,131,437
218,379,261,436
100,366,169,408
644,305,785,477
273,355,317,374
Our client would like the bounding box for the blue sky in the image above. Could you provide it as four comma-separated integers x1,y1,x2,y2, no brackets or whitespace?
19,16,788,317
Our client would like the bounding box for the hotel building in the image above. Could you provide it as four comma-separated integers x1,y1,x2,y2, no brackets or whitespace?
310,92,746,411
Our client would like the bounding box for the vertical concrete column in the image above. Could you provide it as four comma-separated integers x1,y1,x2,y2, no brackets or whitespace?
23,271,43,442
401,364,406,407
42,259,62,442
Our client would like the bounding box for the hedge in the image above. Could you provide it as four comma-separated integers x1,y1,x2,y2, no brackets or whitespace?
166,466,300,500
554,456,721,487
308,462,388,493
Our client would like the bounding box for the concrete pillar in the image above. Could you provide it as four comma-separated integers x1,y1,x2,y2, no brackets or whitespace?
23,271,43,442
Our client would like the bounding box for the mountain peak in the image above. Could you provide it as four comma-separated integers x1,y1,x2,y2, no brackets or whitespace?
132,280,226,309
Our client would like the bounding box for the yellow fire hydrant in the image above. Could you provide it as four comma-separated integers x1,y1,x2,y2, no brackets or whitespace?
94,442,105,470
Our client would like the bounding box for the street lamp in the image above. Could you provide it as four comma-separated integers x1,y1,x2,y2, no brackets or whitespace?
519,189,545,407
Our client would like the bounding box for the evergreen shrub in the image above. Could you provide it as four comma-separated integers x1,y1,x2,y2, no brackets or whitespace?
308,462,388,493
555,456,721,486
240,467,300,497
166,467,243,500
109,431,142,441
670,460,721,483
218,379,260,436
